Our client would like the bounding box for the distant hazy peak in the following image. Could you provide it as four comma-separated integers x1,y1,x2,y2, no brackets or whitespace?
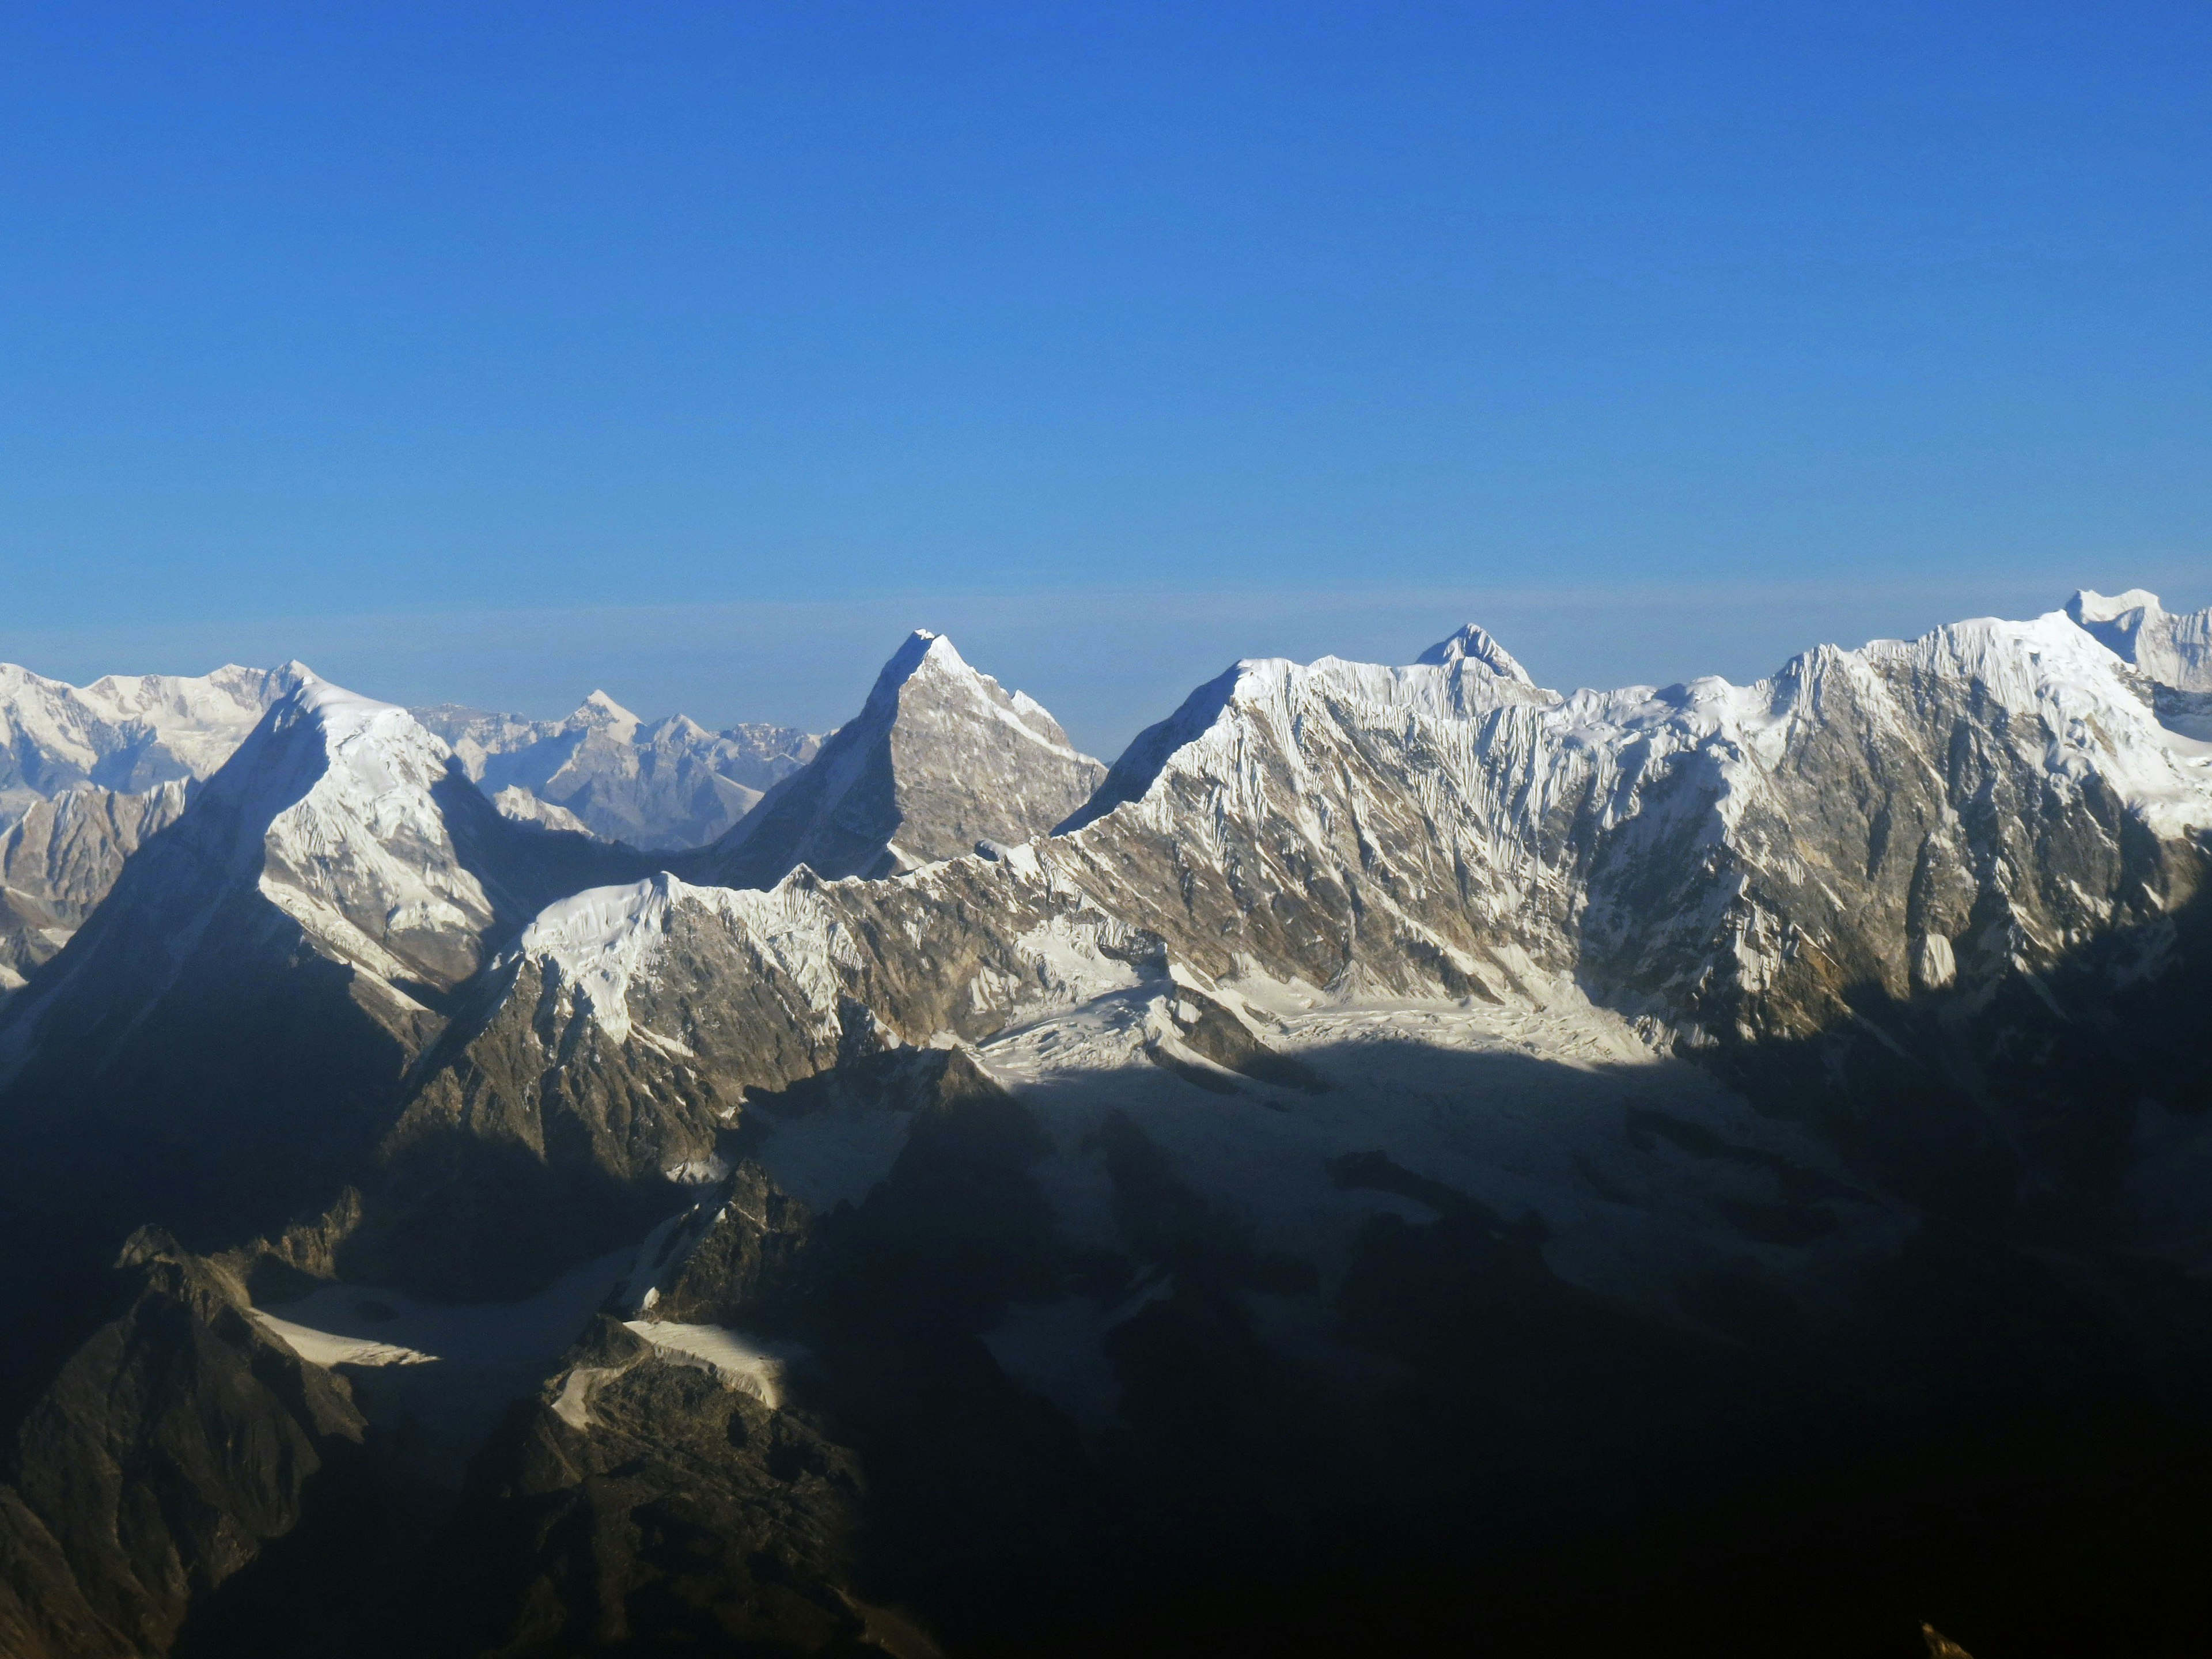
649,712,714,743
1416,623,1536,685
572,689,642,730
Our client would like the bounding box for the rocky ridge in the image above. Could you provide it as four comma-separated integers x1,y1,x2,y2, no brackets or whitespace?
0,674,648,1424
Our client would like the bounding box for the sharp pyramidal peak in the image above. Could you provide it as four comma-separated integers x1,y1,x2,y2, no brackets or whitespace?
682,628,1107,887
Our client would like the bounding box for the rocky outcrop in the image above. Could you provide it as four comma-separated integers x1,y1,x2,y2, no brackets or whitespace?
423,1316,878,1658
0,1232,363,1659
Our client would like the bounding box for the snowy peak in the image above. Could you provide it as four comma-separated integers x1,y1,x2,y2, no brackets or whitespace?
1047,599,2212,1039
1416,623,1536,685
0,666,652,1103
862,629,1092,757
2067,588,2212,692
571,690,642,733
175,673,508,990
881,627,954,680
685,631,1105,887
0,658,318,998
843,628,957,725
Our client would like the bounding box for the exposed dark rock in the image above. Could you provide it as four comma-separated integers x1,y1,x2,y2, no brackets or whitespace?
0,1232,364,1659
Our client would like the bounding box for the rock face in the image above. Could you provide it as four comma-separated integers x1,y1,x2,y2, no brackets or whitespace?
4,597,2212,1655
0,1231,365,1659
685,631,1106,888
417,695,819,850
1070,609,2207,1035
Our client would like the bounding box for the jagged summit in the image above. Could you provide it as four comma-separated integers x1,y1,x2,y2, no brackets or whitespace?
2066,587,2212,691
865,628,1092,756
683,630,1105,887
1415,622,1537,684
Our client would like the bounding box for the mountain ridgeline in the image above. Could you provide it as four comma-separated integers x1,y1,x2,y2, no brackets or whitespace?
0,595,2207,1657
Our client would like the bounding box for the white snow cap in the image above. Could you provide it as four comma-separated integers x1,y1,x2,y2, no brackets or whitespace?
2069,588,2164,627
573,689,642,729
1416,623,1535,685
889,628,964,677
2066,589,2212,691
863,628,1089,753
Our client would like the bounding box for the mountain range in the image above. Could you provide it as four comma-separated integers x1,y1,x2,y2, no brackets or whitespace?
0,590,2207,1657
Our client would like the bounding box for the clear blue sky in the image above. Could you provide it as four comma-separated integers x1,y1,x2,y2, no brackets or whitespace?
2,2,2206,753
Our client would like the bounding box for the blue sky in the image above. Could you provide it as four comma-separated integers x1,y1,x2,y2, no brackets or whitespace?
2,2,2206,753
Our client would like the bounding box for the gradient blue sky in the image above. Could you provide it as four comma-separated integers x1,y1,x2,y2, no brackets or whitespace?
2,1,2206,753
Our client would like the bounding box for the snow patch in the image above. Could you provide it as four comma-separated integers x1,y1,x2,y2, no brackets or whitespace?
624,1321,793,1408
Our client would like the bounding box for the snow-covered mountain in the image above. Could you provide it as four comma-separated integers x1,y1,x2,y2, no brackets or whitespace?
1077,607,2210,1039
0,664,808,999
682,630,1107,887
2,595,2211,1656
2070,585,2212,741
416,695,818,849
0,660,306,825
2068,586,2212,691
369,604,2210,1302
